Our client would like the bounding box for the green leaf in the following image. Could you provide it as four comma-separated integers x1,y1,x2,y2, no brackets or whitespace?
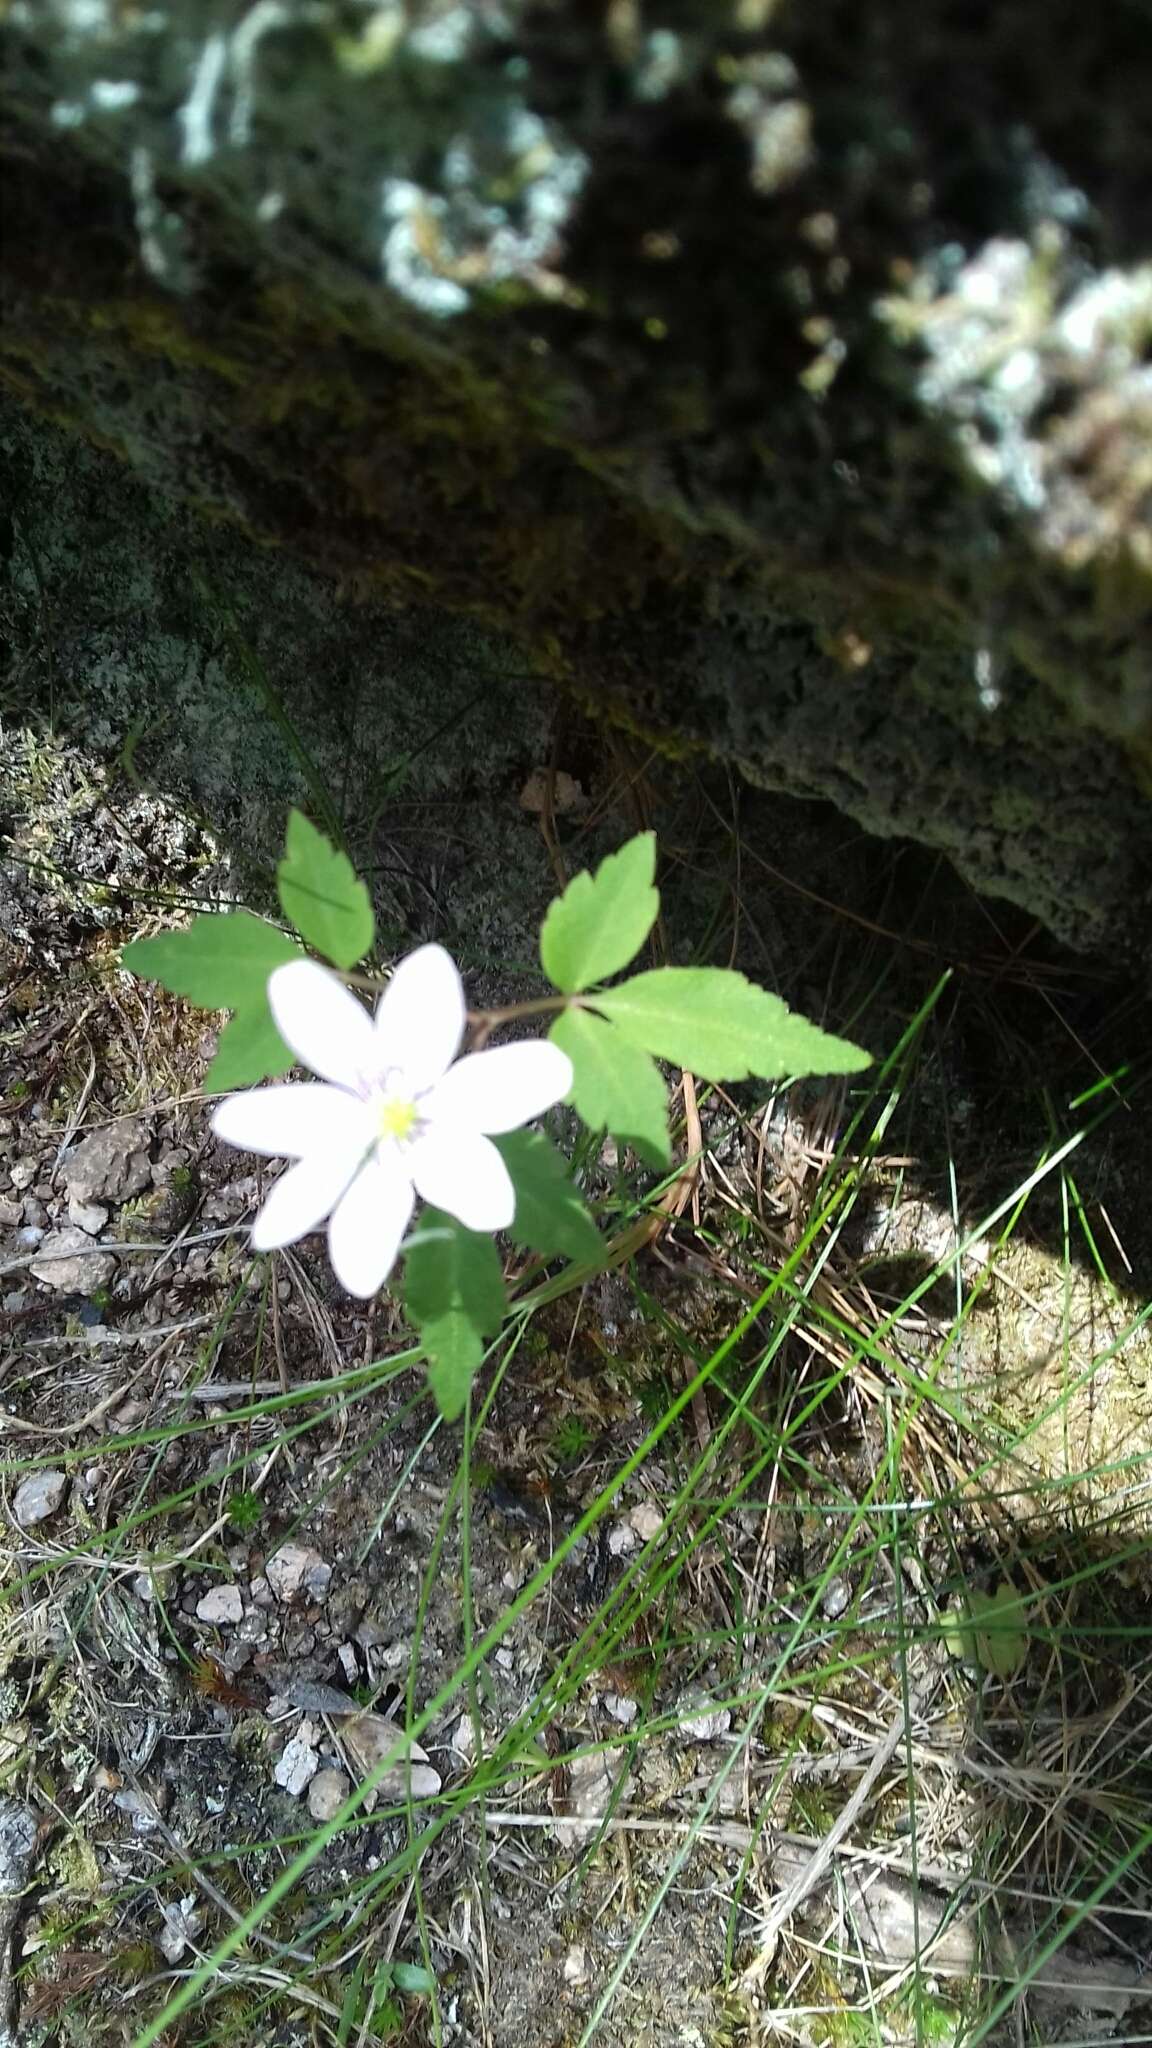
944,1582,1029,1678
122,911,300,1007
391,1964,435,1997
205,1006,295,1092
404,1209,507,1420
493,1129,604,1265
277,808,375,969
539,832,659,993
549,1006,670,1169
592,967,872,1081
969,1582,1030,1678
122,911,301,1090
421,1313,484,1421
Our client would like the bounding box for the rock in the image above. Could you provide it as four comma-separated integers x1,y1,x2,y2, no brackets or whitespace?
629,1503,664,1543
273,1725,320,1798
8,1160,36,1192
5,4,1152,956
13,1470,68,1528
679,1695,732,1744
450,1715,478,1763
195,1585,243,1626
337,1713,441,1809
552,1748,624,1850
603,1693,639,1727
0,1199,21,1228
307,1768,350,1822
63,1121,151,1207
157,1893,203,1964
29,1227,115,1294
822,1577,851,1621
563,1944,591,1989
265,1544,332,1605
0,1794,37,1880
113,1784,164,1834
67,1194,109,1236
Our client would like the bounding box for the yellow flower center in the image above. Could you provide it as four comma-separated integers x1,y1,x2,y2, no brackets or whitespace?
378,1094,418,1143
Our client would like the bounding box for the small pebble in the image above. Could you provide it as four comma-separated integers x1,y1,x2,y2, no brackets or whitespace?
265,1543,332,1605
196,1585,244,1626
563,1944,590,1988
67,1194,109,1235
679,1695,732,1743
9,1159,37,1191
274,1729,320,1797
450,1715,478,1762
629,1502,664,1542
14,1469,68,1527
307,1768,350,1821
822,1576,851,1621
29,1226,116,1293
63,1120,151,1206
0,1197,22,1228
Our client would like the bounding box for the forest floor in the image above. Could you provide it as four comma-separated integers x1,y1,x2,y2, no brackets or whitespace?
4,714,1152,2048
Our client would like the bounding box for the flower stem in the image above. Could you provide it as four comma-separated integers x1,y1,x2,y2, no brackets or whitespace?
466,994,572,1027
338,969,574,1034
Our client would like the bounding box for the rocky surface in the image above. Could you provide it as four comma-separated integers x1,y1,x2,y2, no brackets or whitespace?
2,3,1152,952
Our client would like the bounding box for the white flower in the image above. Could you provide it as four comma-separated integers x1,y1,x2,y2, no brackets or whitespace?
210,946,572,1298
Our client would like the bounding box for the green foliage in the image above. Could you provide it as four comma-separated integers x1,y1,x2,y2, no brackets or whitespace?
539,831,658,993
538,832,869,1168
493,1128,603,1264
226,1490,263,1533
550,1004,670,1168
945,1580,1029,1677
404,1209,507,1420
552,1414,592,1462
121,910,300,1089
593,966,871,1081
276,808,375,969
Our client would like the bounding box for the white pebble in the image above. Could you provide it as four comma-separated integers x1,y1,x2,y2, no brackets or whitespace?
195,1585,243,1625
14,1469,68,1528
307,1768,350,1821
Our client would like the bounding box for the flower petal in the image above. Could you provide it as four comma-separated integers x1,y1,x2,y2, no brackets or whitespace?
212,1084,372,1159
268,959,376,1088
423,1039,573,1134
327,1156,414,1298
374,943,465,1093
250,1139,368,1251
409,1129,515,1232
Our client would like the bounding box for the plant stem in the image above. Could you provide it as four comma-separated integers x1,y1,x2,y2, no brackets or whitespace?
339,969,573,1035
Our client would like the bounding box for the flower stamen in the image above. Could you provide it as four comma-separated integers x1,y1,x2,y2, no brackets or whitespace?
378,1093,419,1143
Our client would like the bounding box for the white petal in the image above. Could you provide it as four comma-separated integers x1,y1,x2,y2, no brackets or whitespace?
212,1084,371,1159
423,1040,573,1134
327,1156,414,1298
374,943,465,1093
409,1130,515,1232
250,1140,368,1251
268,959,376,1088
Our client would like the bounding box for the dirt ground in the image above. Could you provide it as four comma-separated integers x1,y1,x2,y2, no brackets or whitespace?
5,723,1152,2048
